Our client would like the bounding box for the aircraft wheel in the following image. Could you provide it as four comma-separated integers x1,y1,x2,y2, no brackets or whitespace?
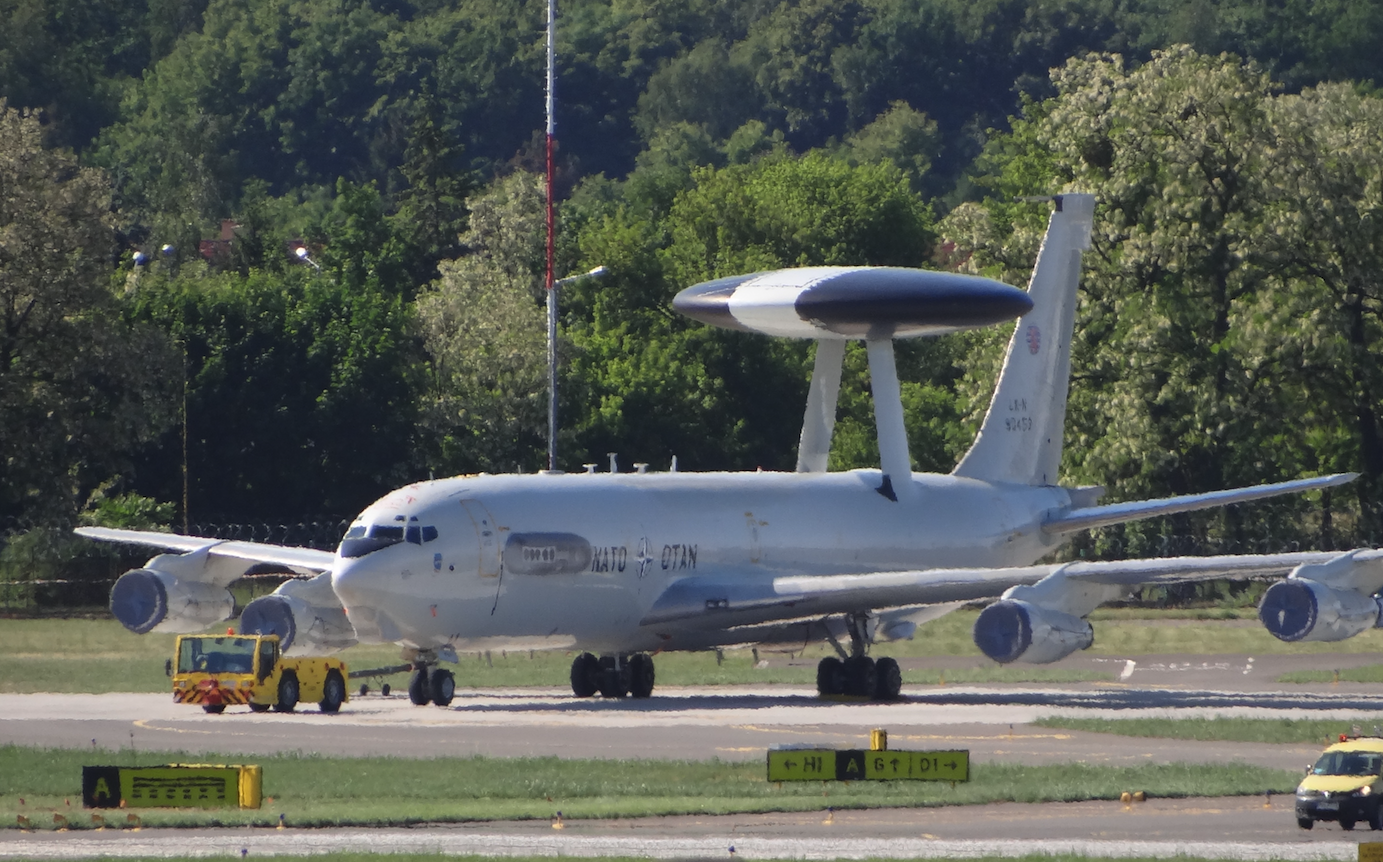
430,669,455,707
381,683,391,696
202,704,226,714
570,653,599,697
273,671,299,712
844,656,876,697
816,656,845,696
596,655,629,698
408,666,431,705
874,657,902,701
1342,818,1356,831
1297,817,1314,830
319,669,346,713
249,702,271,713
629,654,656,698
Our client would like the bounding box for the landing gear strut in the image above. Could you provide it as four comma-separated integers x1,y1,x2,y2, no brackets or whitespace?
815,613,902,702
405,648,457,708
570,652,656,698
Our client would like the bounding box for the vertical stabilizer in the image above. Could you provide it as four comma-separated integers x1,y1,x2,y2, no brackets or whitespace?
952,194,1094,486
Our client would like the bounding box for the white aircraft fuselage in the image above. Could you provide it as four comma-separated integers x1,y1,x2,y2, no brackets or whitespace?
332,470,1070,654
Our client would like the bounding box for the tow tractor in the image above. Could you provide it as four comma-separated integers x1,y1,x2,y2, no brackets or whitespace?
170,631,348,714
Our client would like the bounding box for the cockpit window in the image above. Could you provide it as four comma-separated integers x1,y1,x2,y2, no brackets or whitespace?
405,525,441,545
340,524,407,558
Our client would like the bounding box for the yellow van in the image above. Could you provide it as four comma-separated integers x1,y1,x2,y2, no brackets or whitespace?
1296,736,1383,830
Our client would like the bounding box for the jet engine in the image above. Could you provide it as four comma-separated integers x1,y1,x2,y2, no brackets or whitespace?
1257,551,1383,643
972,599,1094,664
1259,578,1382,642
239,573,355,655
109,549,242,634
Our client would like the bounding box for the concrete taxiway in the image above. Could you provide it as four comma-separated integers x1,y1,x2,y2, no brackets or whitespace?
6,652,1383,857
0,798,1378,859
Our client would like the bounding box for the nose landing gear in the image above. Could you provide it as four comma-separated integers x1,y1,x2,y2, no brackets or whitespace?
570,652,656,698
403,647,457,707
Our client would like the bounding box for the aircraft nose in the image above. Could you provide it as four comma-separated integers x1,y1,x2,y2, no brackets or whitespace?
331,558,378,608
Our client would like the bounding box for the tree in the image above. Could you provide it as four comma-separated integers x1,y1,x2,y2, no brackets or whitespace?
0,102,177,525
944,47,1383,555
128,262,421,523
415,172,548,474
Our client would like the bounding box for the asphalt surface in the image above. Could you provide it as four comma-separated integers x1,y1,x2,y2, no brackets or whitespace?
6,651,1383,857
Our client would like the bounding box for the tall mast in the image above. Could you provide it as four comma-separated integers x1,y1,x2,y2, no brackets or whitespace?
544,0,558,472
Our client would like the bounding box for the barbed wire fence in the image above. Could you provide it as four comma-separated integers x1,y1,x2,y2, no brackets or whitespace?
0,518,350,616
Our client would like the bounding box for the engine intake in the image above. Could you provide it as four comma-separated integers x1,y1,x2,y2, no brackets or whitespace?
973,599,1093,664
109,568,234,634
240,573,355,655
1258,578,1382,642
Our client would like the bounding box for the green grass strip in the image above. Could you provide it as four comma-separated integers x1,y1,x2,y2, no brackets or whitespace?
1033,715,1383,745
1280,665,1383,684
2,744,1298,830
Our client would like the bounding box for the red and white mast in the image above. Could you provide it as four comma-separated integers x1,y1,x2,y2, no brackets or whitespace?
544,0,558,473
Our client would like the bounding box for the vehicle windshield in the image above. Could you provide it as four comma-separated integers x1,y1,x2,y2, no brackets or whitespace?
339,524,406,558
177,637,257,674
1313,751,1383,776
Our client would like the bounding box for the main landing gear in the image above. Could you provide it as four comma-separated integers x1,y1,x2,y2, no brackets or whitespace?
570,652,656,698
815,613,903,702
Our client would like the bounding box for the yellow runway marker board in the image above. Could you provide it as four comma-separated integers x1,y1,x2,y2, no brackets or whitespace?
767,749,969,782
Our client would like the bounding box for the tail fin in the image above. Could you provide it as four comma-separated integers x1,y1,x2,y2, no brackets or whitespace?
952,194,1094,486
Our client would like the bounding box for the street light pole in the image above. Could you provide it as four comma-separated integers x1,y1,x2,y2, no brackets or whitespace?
547,265,608,472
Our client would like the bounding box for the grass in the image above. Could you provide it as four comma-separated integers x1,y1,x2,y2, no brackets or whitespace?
0,744,1298,830
1033,716,1383,746
1280,665,1383,684
6,608,1381,694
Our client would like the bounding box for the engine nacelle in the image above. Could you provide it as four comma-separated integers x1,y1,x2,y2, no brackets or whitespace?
972,599,1094,664
109,568,234,634
1258,578,1382,643
240,573,355,655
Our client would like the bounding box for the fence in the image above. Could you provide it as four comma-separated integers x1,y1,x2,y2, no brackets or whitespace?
1,519,350,615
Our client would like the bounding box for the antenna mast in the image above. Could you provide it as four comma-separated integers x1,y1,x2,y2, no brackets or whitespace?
544,0,558,472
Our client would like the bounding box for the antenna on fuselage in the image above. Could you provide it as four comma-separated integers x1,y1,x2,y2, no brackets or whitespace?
671,264,1036,501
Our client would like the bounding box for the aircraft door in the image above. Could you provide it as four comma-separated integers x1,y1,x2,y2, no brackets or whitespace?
459,500,501,578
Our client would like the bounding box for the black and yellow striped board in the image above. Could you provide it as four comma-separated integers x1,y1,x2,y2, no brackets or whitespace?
766,749,968,782
82,764,262,809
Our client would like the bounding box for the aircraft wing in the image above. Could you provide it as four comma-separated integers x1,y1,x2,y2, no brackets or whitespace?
73,527,335,574
1042,473,1356,535
639,549,1365,631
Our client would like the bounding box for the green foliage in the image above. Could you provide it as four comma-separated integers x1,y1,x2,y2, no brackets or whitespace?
415,173,548,474
0,103,179,525
948,46,1383,553
126,263,420,521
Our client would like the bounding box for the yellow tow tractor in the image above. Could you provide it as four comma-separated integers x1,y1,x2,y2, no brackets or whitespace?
170,632,348,714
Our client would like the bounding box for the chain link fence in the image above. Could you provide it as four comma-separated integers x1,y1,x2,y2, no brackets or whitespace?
1,518,350,615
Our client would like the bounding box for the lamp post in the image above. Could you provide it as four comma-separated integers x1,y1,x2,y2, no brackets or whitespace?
293,246,322,271
547,265,608,472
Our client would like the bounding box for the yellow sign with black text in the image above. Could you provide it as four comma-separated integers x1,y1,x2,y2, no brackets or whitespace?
767,749,969,782
83,764,262,809
1359,843,1383,862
